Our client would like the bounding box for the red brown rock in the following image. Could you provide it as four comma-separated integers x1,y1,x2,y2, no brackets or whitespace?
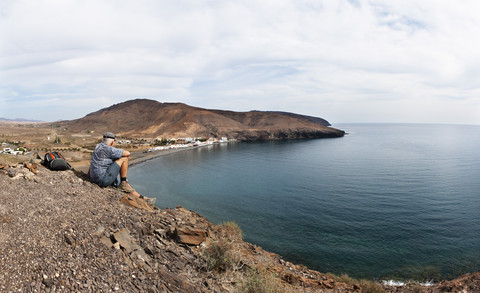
120,194,154,212
174,227,207,246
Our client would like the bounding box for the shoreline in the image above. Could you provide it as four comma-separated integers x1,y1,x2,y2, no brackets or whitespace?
129,143,215,167
71,143,218,173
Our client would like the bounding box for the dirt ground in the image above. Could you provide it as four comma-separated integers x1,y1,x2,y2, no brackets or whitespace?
0,122,220,174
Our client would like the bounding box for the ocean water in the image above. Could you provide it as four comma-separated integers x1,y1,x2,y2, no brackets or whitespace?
129,124,480,281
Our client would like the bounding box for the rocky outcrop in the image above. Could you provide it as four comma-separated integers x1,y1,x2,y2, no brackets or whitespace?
435,272,480,292
173,226,208,246
228,128,344,141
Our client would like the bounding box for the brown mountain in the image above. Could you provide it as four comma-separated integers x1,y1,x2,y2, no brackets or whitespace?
62,99,345,140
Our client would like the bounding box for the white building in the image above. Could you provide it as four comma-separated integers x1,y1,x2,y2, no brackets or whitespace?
2,147,26,155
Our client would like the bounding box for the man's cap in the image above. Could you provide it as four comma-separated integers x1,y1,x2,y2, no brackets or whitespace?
103,132,116,140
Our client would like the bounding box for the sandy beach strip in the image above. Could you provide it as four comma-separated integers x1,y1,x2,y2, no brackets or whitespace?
129,144,214,167
71,143,216,173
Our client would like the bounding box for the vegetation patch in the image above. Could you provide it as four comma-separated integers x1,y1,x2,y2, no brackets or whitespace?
328,273,385,293
200,221,243,273
201,239,236,272
217,221,243,241
239,268,285,293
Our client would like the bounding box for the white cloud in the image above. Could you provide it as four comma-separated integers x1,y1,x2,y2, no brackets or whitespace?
0,0,479,124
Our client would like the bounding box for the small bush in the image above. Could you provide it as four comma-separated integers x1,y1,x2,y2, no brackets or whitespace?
201,240,234,272
358,279,385,293
218,221,243,241
239,268,284,293
328,273,385,293
330,273,357,286
200,222,243,273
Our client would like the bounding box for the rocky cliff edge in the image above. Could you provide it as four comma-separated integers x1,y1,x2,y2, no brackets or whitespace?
0,163,479,292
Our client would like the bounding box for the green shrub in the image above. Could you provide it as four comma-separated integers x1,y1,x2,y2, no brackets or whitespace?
201,240,234,272
200,222,243,273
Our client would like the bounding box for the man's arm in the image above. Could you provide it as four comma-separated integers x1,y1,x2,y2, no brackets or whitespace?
122,150,131,157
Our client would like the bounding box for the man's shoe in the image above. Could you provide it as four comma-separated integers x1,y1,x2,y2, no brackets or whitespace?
119,181,136,193
140,195,156,206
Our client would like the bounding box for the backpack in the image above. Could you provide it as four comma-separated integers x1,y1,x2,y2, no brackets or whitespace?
43,152,71,171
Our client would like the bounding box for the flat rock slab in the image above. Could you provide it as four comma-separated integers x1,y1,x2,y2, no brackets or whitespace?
113,229,134,253
120,194,154,212
174,227,207,246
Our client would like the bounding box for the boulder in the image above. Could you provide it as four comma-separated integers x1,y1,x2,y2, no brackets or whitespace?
100,236,113,247
120,194,154,212
24,162,38,174
113,229,134,253
174,227,207,246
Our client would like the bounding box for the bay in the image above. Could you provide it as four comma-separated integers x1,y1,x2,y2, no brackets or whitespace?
129,124,480,281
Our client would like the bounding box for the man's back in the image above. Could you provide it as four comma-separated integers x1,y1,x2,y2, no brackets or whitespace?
90,142,124,183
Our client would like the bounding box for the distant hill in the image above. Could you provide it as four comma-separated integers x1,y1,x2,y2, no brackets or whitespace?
60,99,344,141
0,118,43,123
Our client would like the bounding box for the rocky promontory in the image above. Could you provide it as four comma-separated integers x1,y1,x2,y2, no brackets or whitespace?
1,162,479,292
58,99,345,141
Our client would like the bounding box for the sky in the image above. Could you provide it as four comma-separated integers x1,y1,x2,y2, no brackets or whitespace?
1,0,480,125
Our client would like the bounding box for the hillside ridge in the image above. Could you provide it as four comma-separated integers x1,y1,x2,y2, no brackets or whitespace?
60,99,344,140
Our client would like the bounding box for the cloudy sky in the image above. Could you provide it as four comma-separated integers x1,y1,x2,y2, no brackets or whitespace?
1,0,479,125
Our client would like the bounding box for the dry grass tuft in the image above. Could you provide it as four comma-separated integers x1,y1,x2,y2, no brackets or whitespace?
201,239,236,272
328,273,385,293
200,221,243,273
239,268,285,293
217,221,243,241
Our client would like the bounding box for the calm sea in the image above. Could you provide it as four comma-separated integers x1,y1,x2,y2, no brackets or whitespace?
130,124,480,281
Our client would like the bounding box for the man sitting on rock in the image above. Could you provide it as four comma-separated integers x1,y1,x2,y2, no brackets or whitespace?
89,132,154,204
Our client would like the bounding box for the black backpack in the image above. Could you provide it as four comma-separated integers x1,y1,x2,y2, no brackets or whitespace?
43,152,71,171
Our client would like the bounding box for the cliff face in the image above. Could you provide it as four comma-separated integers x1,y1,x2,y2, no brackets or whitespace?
228,128,345,141
61,99,345,140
